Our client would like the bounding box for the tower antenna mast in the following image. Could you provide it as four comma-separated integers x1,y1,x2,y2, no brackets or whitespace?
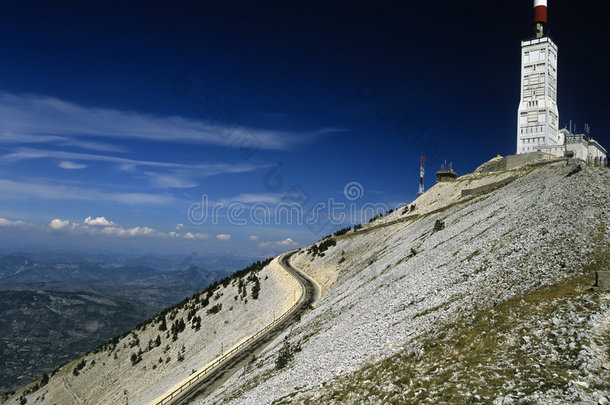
534,0,548,38
417,156,426,197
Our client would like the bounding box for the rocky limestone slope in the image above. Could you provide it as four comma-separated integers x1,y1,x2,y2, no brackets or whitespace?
203,160,610,404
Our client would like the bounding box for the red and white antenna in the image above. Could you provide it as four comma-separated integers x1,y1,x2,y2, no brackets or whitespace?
417,156,426,197
534,0,548,38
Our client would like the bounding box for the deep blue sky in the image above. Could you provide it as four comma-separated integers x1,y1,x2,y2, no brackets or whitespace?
0,0,608,257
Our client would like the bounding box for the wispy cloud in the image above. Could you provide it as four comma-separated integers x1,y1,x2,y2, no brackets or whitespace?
58,161,87,170
0,131,125,153
0,178,175,205
220,192,284,205
1,147,269,189
2,147,264,174
144,171,198,189
0,92,342,150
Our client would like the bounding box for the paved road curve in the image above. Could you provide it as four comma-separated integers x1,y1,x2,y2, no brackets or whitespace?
153,250,319,405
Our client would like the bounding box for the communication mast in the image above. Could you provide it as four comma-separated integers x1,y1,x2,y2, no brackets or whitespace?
417,156,426,197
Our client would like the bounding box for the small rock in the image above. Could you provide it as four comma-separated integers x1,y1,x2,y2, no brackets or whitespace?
599,397,608,405
570,380,589,389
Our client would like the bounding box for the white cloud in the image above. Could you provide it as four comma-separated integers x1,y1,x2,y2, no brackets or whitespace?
216,233,231,241
47,217,160,238
276,237,297,247
2,215,214,243
83,216,115,227
175,223,184,230
100,226,157,237
58,161,87,170
0,92,341,151
249,235,259,241
0,218,26,227
49,218,75,230
258,237,298,249
184,232,210,240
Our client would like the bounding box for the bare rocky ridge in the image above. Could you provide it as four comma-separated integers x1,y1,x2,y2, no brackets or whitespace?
2,158,609,405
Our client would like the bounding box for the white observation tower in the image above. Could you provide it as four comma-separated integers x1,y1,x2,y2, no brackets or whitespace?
516,0,561,155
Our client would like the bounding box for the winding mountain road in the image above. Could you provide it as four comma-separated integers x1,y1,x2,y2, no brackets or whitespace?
151,250,319,405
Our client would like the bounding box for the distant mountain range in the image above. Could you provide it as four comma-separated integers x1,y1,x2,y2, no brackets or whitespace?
0,289,158,393
0,253,243,307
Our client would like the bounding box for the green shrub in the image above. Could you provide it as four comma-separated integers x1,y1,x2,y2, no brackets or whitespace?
251,276,261,300
275,337,301,370
307,237,337,257
333,226,351,237
40,373,49,386
171,318,186,341
207,303,222,315
158,316,167,331
72,359,86,376
130,352,142,366
191,315,202,331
